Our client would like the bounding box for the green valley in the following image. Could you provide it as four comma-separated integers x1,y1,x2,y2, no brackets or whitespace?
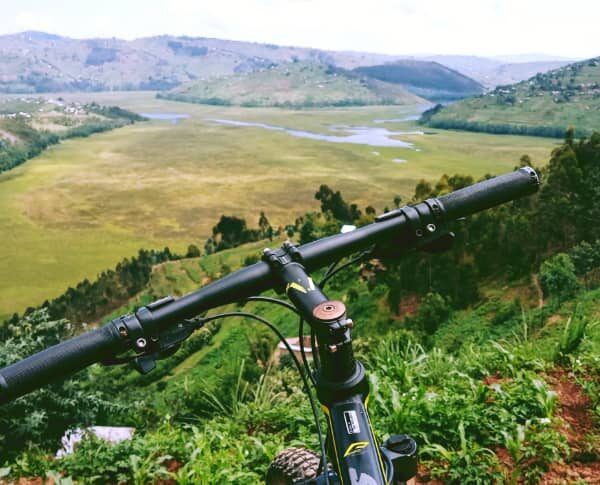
0,92,556,320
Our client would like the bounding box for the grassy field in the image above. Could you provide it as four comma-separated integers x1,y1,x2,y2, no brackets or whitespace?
0,91,557,319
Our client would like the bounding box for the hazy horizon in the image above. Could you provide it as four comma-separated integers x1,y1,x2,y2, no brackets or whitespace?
0,0,597,59
0,29,586,62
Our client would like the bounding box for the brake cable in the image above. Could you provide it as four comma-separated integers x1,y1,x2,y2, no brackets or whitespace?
195,310,330,485
188,249,373,483
245,296,300,314
318,247,374,289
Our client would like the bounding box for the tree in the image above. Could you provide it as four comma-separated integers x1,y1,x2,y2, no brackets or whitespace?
300,219,317,244
212,215,248,250
569,241,597,275
204,236,216,255
539,253,580,302
565,126,575,147
415,292,451,334
186,244,201,258
413,180,433,201
258,211,273,240
520,154,532,167
315,185,359,223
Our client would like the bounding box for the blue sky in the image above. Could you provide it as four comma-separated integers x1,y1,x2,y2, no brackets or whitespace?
1,0,598,58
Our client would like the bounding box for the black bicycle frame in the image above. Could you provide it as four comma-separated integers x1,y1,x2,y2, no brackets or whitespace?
263,243,391,484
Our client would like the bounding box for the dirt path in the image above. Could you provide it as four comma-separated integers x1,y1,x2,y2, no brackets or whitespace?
540,368,600,484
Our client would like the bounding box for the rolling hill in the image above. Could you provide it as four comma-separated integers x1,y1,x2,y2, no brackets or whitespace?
159,61,424,107
0,31,499,98
0,31,416,93
353,60,484,101
422,56,600,137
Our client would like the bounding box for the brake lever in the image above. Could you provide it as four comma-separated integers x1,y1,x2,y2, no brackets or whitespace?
101,317,206,374
419,231,455,253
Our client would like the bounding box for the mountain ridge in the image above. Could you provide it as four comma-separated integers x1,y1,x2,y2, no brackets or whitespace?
0,31,575,94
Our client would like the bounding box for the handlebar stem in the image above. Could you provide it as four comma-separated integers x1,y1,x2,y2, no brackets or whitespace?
262,243,356,383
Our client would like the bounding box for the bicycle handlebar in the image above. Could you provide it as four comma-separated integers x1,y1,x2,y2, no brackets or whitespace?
439,166,539,220
0,325,123,402
0,166,539,404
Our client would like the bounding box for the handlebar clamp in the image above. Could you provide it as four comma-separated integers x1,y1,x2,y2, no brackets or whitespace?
111,313,148,351
374,198,452,258
262,241,304,293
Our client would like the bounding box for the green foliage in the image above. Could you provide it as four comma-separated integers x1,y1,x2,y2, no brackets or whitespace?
555,315,590,362
315,184,361,223
414,292,452,334
539,253,580,301
423,118,581,138
295,212,340,245
85,103,145,122
211,215,266,251
0,311,125,459
502,420,569,484
0,119,59,172
423,422,503,484
185,244,201,258
56,422,186,484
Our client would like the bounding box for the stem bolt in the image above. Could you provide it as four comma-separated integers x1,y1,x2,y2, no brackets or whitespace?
426,223,436,233
136,337,147,349
328,344,338,353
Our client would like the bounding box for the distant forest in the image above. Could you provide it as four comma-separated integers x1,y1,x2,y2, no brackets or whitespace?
419,104,592,138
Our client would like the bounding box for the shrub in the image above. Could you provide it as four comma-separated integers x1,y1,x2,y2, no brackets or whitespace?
415,292,452,334
539,253,580,302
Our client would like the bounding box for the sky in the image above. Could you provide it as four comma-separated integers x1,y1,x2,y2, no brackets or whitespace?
0,0,598,59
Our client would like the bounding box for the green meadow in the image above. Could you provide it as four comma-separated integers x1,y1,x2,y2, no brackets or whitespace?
0,92,556,319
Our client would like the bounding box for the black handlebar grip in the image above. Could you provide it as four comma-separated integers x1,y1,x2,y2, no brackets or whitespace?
437,166,540,220
0,324,122,404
